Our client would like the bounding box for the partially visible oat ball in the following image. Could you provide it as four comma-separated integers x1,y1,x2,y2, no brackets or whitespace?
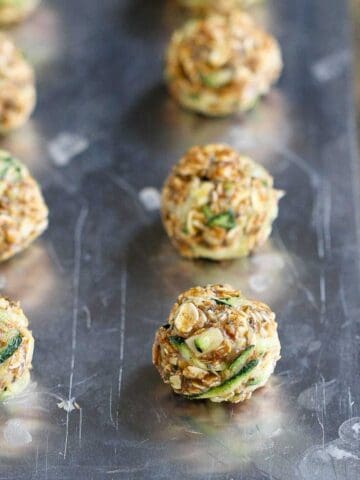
161,144,283,260
0,35,36,134
153,284,281,403
0,297,34,401
165,12,282,116
0,150,48,262
0,0,40,26
178,0,263,13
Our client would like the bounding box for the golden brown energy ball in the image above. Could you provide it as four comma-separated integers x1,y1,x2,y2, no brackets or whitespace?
165,12,282,116
161,144,283,260
0,35,36,134
0,0,40,26
0,150,48,262
153,284,281,403
0,297,34,400
178,0,263,13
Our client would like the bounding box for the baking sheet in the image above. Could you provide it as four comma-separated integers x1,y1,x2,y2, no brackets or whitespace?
0,0,360,478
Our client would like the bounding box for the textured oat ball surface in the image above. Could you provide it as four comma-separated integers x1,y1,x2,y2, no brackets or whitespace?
152,284,281,403
178,0,263,13
161,144,283,260
0,297,34,400
0,0,40,25
0,150,48,262
0,35,36,133
165,12,282,116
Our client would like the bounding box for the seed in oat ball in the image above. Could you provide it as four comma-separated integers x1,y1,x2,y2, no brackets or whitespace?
178,0,263,13
0,297,34,401
165,12,282,117
152,284,281,403
0,35,36,134
0,0,40,26
0,150,48,262
161,144,284,260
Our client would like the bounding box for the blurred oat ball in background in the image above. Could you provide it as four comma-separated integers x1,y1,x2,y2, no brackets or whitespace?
165,12,282,116
0,0,41,26
0,35,36,134
178,0,263,13
0,297,34,401
0,150,48,262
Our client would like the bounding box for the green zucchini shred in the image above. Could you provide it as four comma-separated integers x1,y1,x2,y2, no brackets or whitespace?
202,205,213,220
0,156,23,182
186,359,259,400
212,297,233,307
246,377,263,387
0,370,30,402
0,333,22,365
169,335,207,369
192,327,223,354
200,69,233,89
212,296,245,308
188,92,200,100
228,345,255,377
206,210,236,230
169,335,185,347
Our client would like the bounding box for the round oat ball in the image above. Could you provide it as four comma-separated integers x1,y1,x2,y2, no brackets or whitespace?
0,297,34,400
0,35,36,134
178,0,263,13
161,144,283,260
152,284,281,403
0,0,40,26
0,150,48,262
165,12,282,116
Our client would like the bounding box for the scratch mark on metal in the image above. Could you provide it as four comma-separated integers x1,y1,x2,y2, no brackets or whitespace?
207,450,228,466
313,188,325,260
275,229,318,310
109,174,147,222
329,455,339,480
46,241,65,273
315,377,325,449
63,206,88,459
45,431,49,480
320,272,326,318
107,462,150,474
82,305,92,329
348,387,354,418
79,406,83,448
73,372,98,388
35,445,39,474
262,137,320,186
323,182,332,256
339,280,350,321
109,385,116,428
116,260,127,430
50,169,78,194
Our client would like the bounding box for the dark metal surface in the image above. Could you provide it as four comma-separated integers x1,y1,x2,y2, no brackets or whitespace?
0,0,359,478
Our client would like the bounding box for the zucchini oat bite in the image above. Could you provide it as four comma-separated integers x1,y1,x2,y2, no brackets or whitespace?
0,150,48,262
0,35,36,134
165,12,282,116
0,0,40,26
0,297,34,400
161,144,284,260
152,284,281,403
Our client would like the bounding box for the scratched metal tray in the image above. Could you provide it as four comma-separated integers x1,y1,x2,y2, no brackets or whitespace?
0,0,359,479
